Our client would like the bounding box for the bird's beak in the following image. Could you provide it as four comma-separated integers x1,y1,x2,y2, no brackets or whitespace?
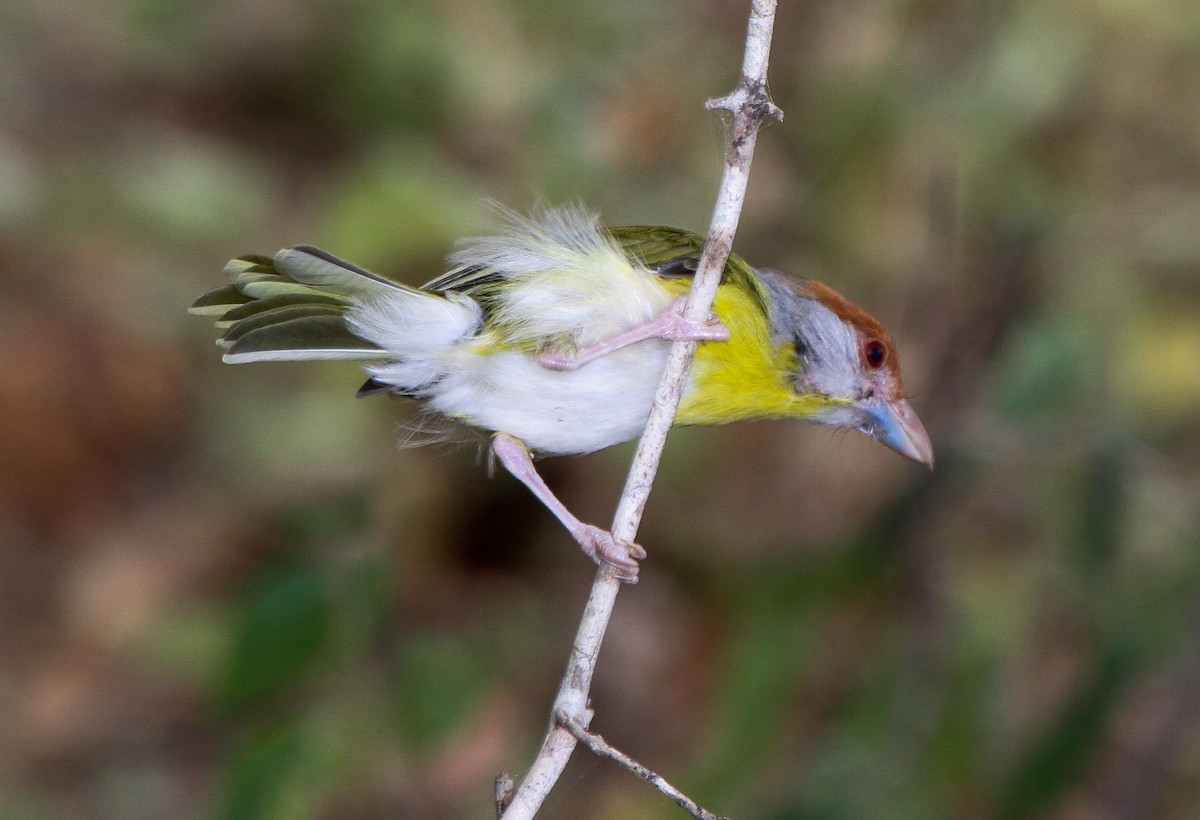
862,397,934,468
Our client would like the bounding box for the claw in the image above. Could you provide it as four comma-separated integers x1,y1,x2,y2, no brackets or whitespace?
574,524,644,583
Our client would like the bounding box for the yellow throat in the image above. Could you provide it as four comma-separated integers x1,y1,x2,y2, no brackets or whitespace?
672,279,827,426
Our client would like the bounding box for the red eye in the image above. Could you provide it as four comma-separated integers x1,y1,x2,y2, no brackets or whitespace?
864,339,887,369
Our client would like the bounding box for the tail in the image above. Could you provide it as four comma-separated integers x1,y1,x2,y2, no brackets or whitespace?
190,246,425,364
192,246,483,398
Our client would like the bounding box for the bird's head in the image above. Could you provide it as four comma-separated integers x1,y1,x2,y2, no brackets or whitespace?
759,269,934,468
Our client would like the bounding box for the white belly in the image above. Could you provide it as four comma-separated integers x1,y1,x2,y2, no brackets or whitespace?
426,342,671,455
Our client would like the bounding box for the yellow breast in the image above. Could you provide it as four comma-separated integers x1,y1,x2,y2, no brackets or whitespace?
672,279,825,426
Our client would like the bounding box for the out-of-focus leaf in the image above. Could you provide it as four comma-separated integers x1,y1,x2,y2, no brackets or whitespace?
276,494,373,548
998,644,1133,818
112,134,276,242
218,724,302,820
0,795,58,820
1076,444,1124,576
989,314,1098,420
391,632,487,752
314,141,481,269
220,564,330,713
1113,306,1200,430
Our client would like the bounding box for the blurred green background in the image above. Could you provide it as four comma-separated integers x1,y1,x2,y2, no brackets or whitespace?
2,0,1199,818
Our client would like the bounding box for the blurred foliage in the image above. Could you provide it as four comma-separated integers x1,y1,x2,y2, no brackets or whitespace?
1,0,1199,818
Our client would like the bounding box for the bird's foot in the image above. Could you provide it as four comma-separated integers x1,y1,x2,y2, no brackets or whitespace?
537,296,729,372
655,295,731,344
572,524,647,584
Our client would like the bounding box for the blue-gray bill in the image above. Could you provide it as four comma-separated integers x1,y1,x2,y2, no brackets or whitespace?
863,397,934,468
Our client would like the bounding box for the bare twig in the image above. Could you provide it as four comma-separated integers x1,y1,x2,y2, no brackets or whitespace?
494,771,515,818
557,711,729,820
501,2,781,816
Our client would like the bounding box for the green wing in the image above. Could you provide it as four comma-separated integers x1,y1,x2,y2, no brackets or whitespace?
608,225,708,271
608,225,769,312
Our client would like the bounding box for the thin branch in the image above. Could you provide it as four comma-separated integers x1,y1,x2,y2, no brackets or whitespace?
501,1,781,816
557,711,729,820
495,772,515,818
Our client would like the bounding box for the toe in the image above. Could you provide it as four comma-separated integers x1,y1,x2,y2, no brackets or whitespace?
538,351,575,371
701,322,730,342
577,525,645,580
600,540,643,584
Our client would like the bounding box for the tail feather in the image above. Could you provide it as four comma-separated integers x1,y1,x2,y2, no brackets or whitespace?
275,246,416,296
219,304,350,345
193,246,479,383
214,292,346,329
191,247,402,365
189,284,252,315
221,316,390,364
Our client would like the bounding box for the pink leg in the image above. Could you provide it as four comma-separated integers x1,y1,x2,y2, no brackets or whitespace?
491,433,646,582
538,295,730,372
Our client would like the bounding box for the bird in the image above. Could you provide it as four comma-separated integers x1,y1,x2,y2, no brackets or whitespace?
191,205,932,582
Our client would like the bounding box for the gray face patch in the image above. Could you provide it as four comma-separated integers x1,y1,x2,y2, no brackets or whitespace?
756,268,863,400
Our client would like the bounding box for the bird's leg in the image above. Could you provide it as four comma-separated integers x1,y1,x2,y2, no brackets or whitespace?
538,295,730,372
491,433,646,582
